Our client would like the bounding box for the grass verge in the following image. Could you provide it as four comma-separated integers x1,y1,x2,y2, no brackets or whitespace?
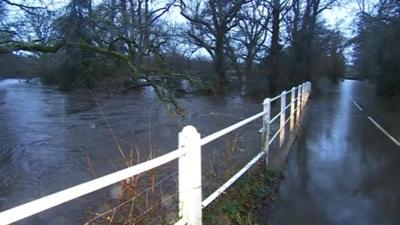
203,162,283,225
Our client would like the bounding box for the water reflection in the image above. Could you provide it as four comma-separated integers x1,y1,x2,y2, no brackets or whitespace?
269,80,400,225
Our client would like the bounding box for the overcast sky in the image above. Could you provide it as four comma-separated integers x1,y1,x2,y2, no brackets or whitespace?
9,0,360,36
322,1,360,37
7,0,360,60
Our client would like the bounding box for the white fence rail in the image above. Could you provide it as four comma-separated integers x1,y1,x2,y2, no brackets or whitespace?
0,82,312,225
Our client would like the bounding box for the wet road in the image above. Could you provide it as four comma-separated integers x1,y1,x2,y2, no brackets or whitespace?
269,80,400,225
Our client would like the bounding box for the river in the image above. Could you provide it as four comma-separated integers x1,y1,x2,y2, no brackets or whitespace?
0,78,268,224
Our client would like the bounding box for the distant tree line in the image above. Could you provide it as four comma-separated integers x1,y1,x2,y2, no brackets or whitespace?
0,0,346,100
353,0,400,97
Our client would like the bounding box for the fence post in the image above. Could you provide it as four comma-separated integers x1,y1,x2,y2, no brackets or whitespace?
262,98,271,166
297,85,301,124
178,126,202,225
290,87,295,132
302,83,306,107
279,91,286,147
304,81,308,105
306,82,311,102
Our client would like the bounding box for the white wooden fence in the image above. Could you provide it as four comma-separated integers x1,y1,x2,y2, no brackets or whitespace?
0,82,312,225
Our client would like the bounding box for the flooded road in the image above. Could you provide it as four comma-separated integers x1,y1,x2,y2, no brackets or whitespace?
0,79,264,224
268,80,400,225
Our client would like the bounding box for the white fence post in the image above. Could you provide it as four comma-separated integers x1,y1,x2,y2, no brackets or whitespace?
290,87,295,132
262,98,271,166
297,84,301,124
302,83,306,108
304,81,308,103
178,126,202,225
306,81,312,102
279,91,286,147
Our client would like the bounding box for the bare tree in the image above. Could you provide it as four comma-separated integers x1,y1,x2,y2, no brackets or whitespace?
0,0,188,106
179,0,247,85
282,0,338,83
353,0,400,96
226,0,271,84
300,0,338,81
0,0,52,44
267,0,291,93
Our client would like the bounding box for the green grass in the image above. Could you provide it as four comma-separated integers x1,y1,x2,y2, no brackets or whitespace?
203,163,283,225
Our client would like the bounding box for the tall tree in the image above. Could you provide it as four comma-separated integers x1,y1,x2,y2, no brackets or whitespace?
226,0,271,86
54,0,95,89
180,0,247,85
0,1,11,41
269,0,282,93
354,0,400,97
284,0,338,83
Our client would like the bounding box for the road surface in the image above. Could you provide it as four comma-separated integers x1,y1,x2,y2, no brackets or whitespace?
268,80,400,225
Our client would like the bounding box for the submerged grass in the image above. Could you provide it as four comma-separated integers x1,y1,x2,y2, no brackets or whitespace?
203,163,283,225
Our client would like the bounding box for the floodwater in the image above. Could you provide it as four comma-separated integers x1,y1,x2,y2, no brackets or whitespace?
268,80,400,225
0,79,266,224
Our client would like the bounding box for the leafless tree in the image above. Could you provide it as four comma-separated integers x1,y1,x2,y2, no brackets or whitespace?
282,0,338,83
226,0,271,84
179,0,248,85
268,0,291,93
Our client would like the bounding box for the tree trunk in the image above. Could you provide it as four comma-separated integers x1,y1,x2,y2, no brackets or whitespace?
215,33,227,85
269,0,280,94
234,63,243,84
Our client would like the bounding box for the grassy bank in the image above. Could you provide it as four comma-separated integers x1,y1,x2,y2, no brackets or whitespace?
203,162,283,225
